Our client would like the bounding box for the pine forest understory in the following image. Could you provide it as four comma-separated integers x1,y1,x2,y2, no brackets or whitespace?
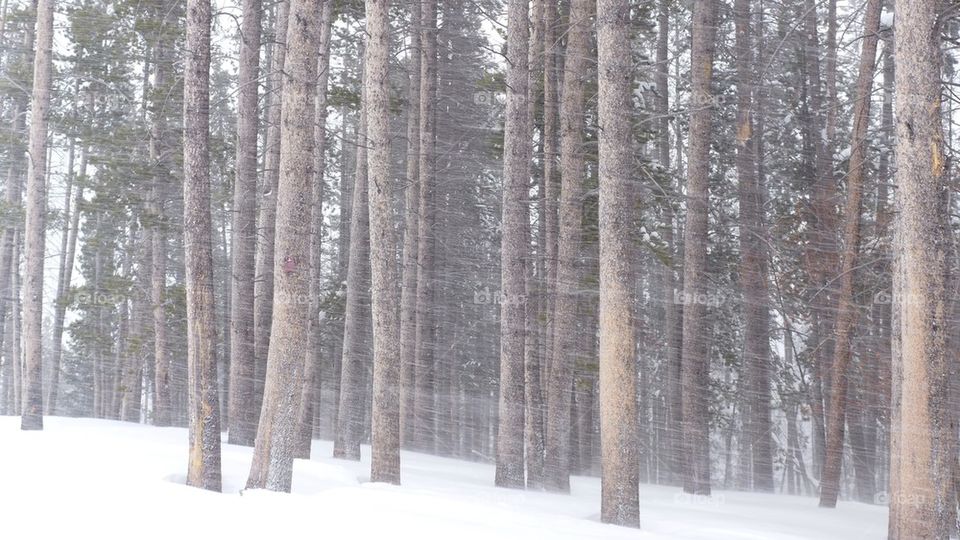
0,0,955,537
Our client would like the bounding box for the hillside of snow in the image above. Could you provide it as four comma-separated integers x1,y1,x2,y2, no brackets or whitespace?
0,417,887,539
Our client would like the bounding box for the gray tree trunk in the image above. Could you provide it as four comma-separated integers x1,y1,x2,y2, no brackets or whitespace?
495,0,529,490
183,0,222,491
365,0,401,484
246,0,321,492
21,0,54,431
541,0,558,388
334,95,370,462
295,0,334,460
399,0,421,450
253,0,290,424
227,0,262,446
544,0,590,493
151,37,172,427
524,0,546,490
597,0,639,525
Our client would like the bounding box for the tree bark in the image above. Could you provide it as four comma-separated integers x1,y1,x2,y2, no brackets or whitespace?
495,0,530,490
334,95,370,462
21,0,54,431
524,0,546,490
295,0,334,460
227,0,262,446
597,0,639,525
365,0,401,485
246,0,321,492
253,0,290,425
544,0,590,493
541,0,559,386
183,0,222,491
151,36,172,427
399,0,422,449
889,0,955,536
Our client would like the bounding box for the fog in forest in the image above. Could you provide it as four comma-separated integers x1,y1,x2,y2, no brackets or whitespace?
0,0,951,537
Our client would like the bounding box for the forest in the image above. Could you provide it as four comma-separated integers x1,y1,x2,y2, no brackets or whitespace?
0,0,951,537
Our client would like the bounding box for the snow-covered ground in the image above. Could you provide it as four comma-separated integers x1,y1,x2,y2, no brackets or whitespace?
0,417,886,539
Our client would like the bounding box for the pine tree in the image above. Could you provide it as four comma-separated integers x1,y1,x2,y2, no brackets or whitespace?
596,0,639,525
334,89,370,462
889,0,954,535
680,0,718,496
495,0,529,490
399,0,421,450
246,0,322,492
544,0,590,493
227,0,262,447
413,0,438,452
150,17,173,428
253,0,289,424
295,0,335,460
818,0,882,507
182,0,221,490
21,0,54,431
733,0,773,492
365,0,401,484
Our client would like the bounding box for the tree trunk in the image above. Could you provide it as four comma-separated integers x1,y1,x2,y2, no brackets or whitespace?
364,0,401,485
541,0,559,387
295,0,334,460
323,99,352,439
889,0,955,536
680,0,718,496
399,0,421,449
10,231,21,416
120,230,149,422
183,0,222,491
733,0,773,493
334,96,370,462
818,0,881,507
246,0,321,492
151,37,172,427
544,0,589,493
21,0,54,431
227,0,262,446
414,0,438,452
656,0,684,487
253,0,290,426
495,0,529,490
523,0,546,491
597,0,639,525
888,186,904,539
801,0,834,477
